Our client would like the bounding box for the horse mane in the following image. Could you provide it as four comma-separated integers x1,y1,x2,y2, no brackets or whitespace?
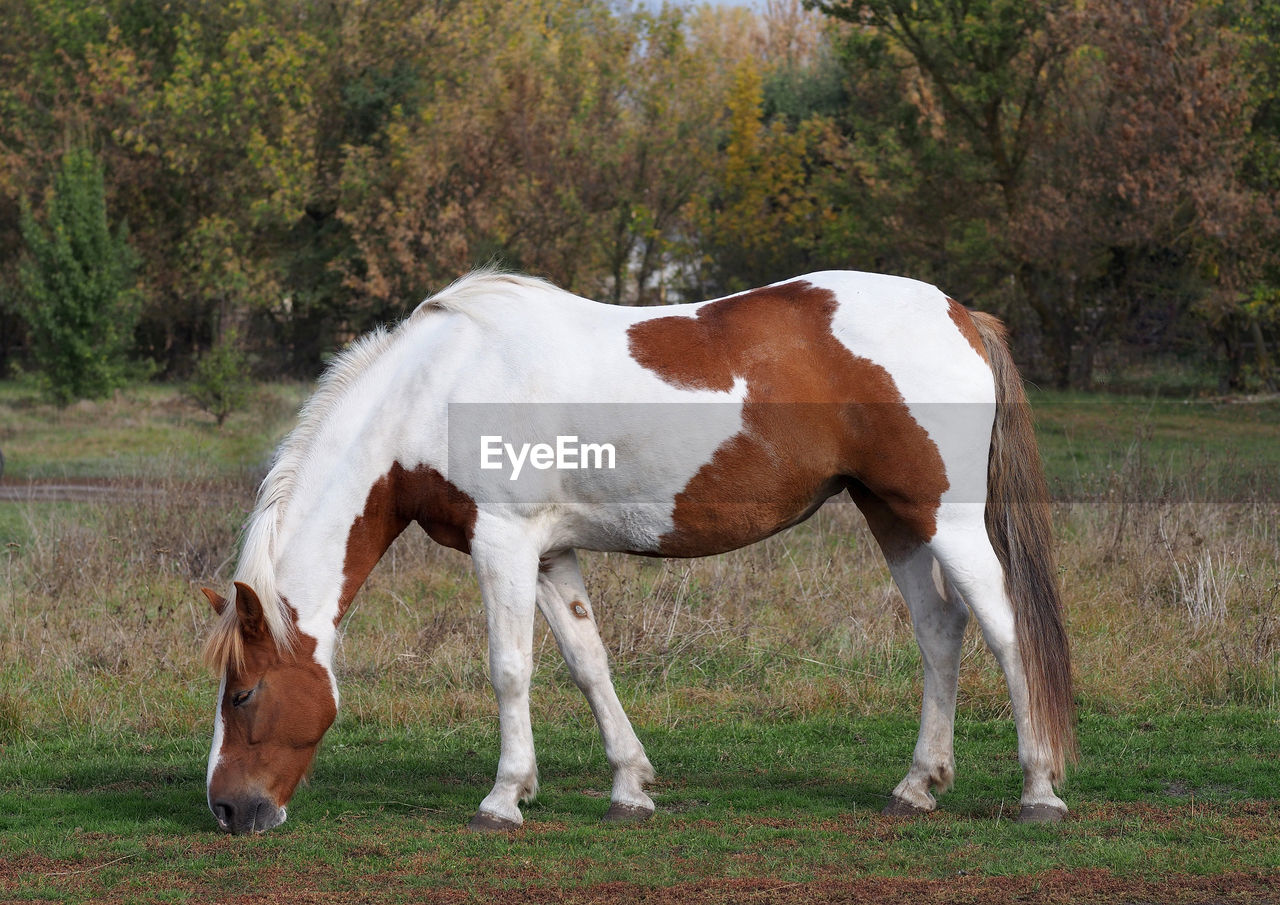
204,266,561,674
204,325,399,673
412,266,561,321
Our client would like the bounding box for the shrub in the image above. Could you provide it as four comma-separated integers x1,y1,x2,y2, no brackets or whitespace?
188,333,252,427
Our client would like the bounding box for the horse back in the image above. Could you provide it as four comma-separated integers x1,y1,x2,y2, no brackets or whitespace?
435,272,995,557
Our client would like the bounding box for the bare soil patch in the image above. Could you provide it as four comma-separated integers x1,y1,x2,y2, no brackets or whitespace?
5,857,1279,905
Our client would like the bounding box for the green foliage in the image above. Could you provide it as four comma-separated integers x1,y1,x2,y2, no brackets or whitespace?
814,0,1268,389
16,147,140,405
187,331,253,427
819,0,1069,198
693,60,840,293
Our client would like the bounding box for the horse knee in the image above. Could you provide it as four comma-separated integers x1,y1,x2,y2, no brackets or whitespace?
488,652,531,695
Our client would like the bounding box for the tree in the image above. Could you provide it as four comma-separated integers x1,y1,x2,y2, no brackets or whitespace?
17,146,139,403
691,59,840,294
1196,0,1280,391
335,0,735,308
136,1,325,371
1016,0,1258,387
814,0,1260,387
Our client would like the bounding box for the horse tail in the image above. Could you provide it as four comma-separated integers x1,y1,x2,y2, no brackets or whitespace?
971,311,1077,782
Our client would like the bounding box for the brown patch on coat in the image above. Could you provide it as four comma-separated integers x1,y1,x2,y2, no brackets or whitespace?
207,585,336,810
627,281,949,556
946,298,989,362
338,462,478,622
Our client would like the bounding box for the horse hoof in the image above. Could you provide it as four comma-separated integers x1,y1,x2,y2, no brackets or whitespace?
602,802,654,824
1017,803,1067,824
882,795,931,817
466,810,521,832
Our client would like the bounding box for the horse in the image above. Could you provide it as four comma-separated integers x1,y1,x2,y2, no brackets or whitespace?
201,269,1075,835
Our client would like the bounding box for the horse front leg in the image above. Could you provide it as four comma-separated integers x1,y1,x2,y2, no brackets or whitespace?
468,528,541,831
536,550,655,822
882,546,968,815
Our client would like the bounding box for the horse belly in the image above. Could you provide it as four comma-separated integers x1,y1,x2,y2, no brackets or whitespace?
653,469,844,558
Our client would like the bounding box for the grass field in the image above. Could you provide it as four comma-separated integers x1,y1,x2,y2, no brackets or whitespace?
1,381,1278,903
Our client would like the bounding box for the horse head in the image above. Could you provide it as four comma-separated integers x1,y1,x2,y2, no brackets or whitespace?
202,582,336,834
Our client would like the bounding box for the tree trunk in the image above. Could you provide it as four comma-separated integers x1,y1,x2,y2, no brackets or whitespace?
1249,315,1275,391
1019,265,1075,389
1220,318,1245,392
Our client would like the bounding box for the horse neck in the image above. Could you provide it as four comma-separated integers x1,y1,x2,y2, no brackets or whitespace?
267,457,412,642
266,326,453,638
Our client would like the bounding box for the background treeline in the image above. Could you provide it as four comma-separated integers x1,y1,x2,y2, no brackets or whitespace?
1,0,1278,395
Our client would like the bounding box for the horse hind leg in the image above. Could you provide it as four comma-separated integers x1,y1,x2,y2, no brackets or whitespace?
852,487,968,816
926,505,1069,822
536,550,655,822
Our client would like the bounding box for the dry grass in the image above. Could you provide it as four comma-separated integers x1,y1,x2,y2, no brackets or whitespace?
2,467,1276,744
1062,499,1280,712
0,474,251,737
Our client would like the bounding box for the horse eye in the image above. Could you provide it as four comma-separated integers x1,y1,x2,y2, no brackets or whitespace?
231,689,253,707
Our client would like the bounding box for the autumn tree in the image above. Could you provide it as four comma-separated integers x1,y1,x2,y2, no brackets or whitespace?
1024,0,1258,387
337,0,737,308
335,0,563,311
3,0,1275,385
691,59,840,294
597,6,735,305
681,3,855,297
814,0,1263,387
1197,0,1280,390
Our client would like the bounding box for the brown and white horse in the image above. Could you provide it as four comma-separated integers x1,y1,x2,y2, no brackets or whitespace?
202,270,1074,834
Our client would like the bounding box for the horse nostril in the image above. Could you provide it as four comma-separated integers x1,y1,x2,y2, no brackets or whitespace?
212,795,283,833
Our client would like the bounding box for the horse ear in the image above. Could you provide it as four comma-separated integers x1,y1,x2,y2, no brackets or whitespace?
202,587,228,615
232,581,267,638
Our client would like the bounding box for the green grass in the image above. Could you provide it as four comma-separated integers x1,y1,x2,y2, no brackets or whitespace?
1029,390,1280,501
2,379,1277,492
2,711,1277,902
3,380,1277,496
0,380,307,481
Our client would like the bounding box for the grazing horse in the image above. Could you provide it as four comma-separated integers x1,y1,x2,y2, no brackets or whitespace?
201,270,1074,835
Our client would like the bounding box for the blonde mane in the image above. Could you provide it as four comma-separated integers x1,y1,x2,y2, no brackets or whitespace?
412,267,560,321
203,325,398,672
203,267,561,674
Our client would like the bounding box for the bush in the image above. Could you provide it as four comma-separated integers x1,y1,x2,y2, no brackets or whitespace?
188,333,252,427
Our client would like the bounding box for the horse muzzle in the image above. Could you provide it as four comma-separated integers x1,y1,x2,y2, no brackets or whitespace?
212,794,287,835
